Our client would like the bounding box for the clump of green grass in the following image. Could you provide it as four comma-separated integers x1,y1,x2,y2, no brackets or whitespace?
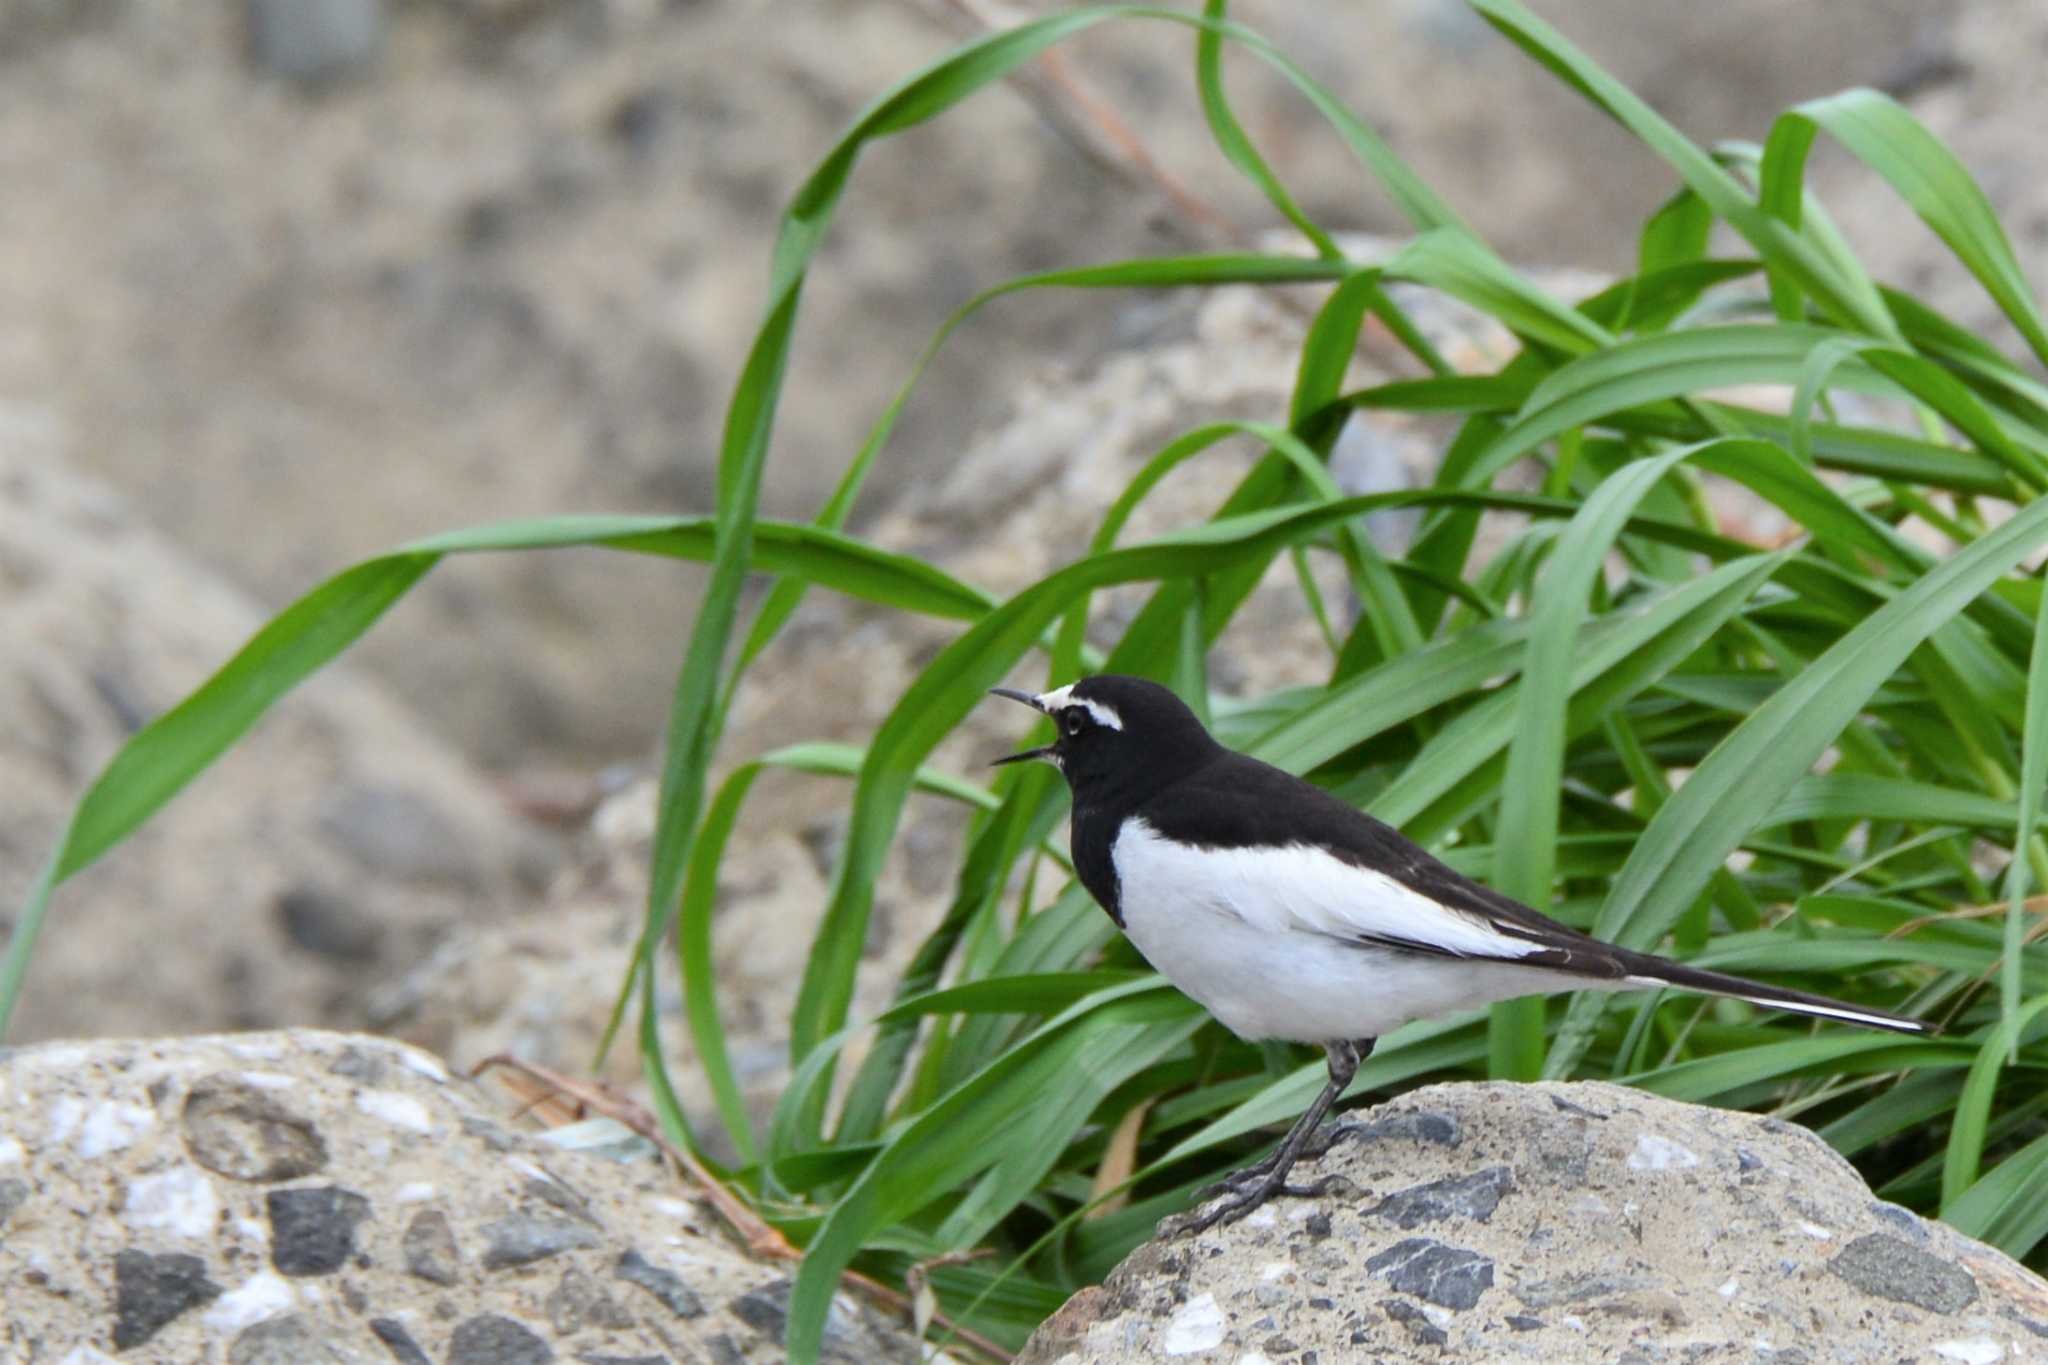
13,2,2048,1360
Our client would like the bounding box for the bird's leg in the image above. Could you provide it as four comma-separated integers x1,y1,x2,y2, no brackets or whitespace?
1175,1037,1373,1235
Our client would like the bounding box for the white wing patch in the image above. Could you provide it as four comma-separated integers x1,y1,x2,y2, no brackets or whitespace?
1115,817,1543,960
1035,684,1123,731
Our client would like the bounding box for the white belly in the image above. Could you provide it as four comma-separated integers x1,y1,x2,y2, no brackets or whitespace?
1110,819,1586,1043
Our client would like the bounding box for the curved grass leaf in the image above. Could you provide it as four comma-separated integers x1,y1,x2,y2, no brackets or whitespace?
2,516,993,1032
1547,493,2048,1076
1771,89,2048,369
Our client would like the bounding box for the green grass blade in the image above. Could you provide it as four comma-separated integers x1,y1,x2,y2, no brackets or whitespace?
1943,998,2048,1210
1547,494,2048,1076
1494,443,1714,1077
785,981,1198,1362
1943,1128,2048,1260
1788,89,2048,368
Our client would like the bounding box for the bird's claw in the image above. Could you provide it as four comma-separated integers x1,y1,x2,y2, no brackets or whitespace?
1171,1118,1379,1236
1169,1171,1347,1237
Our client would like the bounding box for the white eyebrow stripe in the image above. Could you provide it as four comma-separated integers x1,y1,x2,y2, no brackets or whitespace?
1033,685,1123,731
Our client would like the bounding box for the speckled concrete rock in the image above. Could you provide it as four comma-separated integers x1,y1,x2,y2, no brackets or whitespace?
0,425,554,1046
1019,1081,2048,1364
0,1029,933,1362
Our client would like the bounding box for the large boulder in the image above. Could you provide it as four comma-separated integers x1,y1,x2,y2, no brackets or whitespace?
0,431,552,1045
0,1029,933,1362
1021,1080,2048,1363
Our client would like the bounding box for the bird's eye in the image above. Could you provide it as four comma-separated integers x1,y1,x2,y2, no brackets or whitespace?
1062,710,1086,737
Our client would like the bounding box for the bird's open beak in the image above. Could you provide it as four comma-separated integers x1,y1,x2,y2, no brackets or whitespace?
988,687,1053,766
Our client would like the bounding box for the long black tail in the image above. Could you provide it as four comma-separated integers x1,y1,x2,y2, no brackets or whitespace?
1618,951,1932,1035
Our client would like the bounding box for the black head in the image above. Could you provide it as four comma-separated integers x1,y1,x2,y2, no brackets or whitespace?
989,674,1221,809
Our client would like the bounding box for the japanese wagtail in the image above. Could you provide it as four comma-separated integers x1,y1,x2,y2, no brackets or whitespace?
990,674,1929,1233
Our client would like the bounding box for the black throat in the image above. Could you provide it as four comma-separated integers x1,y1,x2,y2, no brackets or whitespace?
1065,743,1217,928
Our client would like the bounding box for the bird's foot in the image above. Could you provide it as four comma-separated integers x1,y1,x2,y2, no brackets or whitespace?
1167,1166,1345,1237
1191,1119,1365,1205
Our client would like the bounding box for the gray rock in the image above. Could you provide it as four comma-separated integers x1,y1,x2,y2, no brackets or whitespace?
0,1175,27,1228
328,1046,388,1083
1342,1108,1462,1148
1829,1232,1980,1314
112,1249,222,1350
404,1207,461,1286
229,1312,369,1364
728,1281,789,1338
267,1184,371,1275
369,1318,433,1365
1019,1080,2048,1363
1365,1237,1496,1311
316,783,481,888
1367,1165,1512,1228
1380,1296,1449,1347
244,0,382,85
617,1246,705,1318
182,1073,330,1181
448,1313,554,1365
276,885,386,963
545,1267,633,1335
1513,1271,1659,1308
481,1212,601,1269
1,1031,932,1361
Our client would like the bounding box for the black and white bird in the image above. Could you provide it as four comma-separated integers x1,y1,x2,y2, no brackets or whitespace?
990,674,1931,1232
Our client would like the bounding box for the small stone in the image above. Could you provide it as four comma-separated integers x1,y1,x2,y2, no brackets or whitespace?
1367,1166,1513,1228
1872,1202,1929,1240
547,1267,634,1335
481,1212,600,1269
1365,1237,1494,1311
276,887,384,963
1161,1292,1227,1354
1506,1313,1545,1331
1304,1211,1333,1239
1514,1273,1657,1308
404,1209,460,1286
523,1176,595,1223
329,1048,387,1084
268,1186,372,1276
730,1282,790,1337
1626,1133,1700,1171
463,1116,520,1152
369,1318,431,1365
183,1074,329,1181
357,1090,434,1135
229,1312,366,1364
1828,1233,1978,1314
1381,1297,1449,1347
0,1175,27,1227
122,1163,220,1239
616,1248,704,1319
1346,1111,1461,1148
447,1313,554,1365
112,1249,223,1349
244,0,383,85
316,783,478,887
